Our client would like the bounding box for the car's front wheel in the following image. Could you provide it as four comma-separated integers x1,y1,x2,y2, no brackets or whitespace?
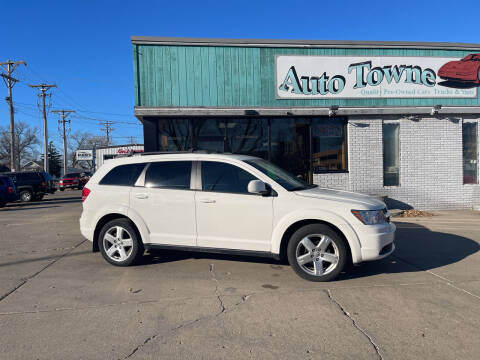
287,224,347,282
98,219,144,266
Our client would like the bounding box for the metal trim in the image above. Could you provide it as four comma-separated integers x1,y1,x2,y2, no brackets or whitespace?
131,36,480,51
143,243,280,260
134,106,480,117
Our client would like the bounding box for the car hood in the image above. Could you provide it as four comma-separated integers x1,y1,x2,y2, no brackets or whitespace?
61,177,78,181
294,187,386,209
440,60,476,72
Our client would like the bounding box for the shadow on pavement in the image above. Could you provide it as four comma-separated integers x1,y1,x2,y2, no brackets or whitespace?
0,205,61,212
141,222,480,281
5,196,81,208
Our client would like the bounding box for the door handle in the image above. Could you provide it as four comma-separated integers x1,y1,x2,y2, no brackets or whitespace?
135,193,148,199
199,198,216,203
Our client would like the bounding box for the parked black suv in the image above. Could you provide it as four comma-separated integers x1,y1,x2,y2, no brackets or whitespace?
1,172,47,202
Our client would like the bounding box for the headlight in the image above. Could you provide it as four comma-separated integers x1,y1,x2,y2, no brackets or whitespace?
351,209,387,225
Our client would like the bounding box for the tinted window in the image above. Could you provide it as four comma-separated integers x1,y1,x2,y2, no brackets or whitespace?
100,163,146,186
65,173,80,178
145,161,191,189
201,162,257,194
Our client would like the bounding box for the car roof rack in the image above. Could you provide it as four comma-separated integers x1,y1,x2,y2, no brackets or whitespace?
134,149,231,157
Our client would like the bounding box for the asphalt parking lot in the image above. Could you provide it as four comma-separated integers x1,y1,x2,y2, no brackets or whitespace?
0,191,479,360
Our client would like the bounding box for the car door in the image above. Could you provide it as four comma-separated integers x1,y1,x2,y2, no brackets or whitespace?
130,160,196,246
195,161,274,252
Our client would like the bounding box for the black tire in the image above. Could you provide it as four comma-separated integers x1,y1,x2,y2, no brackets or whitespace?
98,218,144,266
59,188,64,191
20,190,33,202
287,224,347,282
0,198,5,208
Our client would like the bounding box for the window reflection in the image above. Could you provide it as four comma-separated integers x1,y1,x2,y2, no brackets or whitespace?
311,119,348,172
157,119,191,151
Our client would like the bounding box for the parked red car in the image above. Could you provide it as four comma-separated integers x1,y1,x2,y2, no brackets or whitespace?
438,54,480,83
59,172,91,191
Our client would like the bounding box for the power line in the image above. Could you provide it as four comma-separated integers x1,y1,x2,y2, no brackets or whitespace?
29,84,57,173
1,59,26,171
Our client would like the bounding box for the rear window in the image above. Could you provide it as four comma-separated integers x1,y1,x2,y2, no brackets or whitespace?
64,173,81,178
99,163,146,186
145,161,192,189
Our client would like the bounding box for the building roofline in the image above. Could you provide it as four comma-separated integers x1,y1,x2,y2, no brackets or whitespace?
95,144,144,150
131,36,480,50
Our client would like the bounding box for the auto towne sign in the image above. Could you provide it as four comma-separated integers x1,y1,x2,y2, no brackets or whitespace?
76,150,93,161
276,55,479,99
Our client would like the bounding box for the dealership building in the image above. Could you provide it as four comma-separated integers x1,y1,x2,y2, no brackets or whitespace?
131,37,479,210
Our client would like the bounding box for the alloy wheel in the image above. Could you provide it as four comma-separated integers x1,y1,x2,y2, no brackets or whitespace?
295,234,339,276
103,226,134,262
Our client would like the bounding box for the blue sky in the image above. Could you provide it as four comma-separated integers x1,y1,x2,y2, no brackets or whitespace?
1,0,479,151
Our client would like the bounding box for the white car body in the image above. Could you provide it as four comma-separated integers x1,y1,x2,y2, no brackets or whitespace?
80,153,395,266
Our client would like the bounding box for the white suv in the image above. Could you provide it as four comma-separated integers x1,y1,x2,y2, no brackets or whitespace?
80,153,395,281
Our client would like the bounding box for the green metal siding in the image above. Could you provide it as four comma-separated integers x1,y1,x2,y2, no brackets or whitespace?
133,44,480,108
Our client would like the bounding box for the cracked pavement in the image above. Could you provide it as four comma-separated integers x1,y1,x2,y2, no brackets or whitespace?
0,191,479,359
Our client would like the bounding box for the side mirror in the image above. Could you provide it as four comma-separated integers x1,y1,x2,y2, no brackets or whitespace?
248,180,269,195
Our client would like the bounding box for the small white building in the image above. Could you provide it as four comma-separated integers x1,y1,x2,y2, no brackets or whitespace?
95,144,144,170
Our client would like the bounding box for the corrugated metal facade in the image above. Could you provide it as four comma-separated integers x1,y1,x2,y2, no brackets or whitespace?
133,45,480,108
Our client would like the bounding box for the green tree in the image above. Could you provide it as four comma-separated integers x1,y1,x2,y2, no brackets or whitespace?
41,142,62,177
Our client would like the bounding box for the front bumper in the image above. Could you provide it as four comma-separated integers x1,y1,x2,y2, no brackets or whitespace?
358,222,396,262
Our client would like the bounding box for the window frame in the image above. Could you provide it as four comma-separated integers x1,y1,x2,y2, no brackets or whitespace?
197,160,264,196
139,160,195,191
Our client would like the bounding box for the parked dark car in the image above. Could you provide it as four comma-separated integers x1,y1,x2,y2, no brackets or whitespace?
0,175,19,207
59,172,90,191
1,172,47,202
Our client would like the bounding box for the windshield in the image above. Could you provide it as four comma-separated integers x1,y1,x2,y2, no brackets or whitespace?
245,159,316,191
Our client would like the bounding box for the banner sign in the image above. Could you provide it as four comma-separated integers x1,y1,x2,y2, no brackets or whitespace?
276,55,479,99
76,150,93,161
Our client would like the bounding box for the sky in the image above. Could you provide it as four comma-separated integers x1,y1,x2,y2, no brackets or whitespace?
1,0,480,153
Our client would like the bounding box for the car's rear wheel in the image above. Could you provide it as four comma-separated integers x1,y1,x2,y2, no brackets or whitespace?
99,219,144,266
0,198,5,208
20,190,33,202
287,224,347,282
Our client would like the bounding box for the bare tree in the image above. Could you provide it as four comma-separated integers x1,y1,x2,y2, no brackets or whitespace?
0,121,40,170
68,130,109,170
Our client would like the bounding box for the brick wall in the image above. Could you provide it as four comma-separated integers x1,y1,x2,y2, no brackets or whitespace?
313,115,480,210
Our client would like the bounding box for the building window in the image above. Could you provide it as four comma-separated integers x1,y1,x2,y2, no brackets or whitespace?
463,122,478,184
383,123,400,186
158,119,191,151
311,118,348,173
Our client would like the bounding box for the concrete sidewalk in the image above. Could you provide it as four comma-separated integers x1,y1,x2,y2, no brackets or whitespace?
0,192,479,359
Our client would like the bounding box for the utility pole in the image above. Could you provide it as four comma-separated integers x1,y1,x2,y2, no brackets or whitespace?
1,60,26,171
52,110,75,177
100,120,114,146
29,83,56,173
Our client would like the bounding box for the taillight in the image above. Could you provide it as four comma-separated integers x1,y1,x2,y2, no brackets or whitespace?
8,187,13,194
82,187,91,202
